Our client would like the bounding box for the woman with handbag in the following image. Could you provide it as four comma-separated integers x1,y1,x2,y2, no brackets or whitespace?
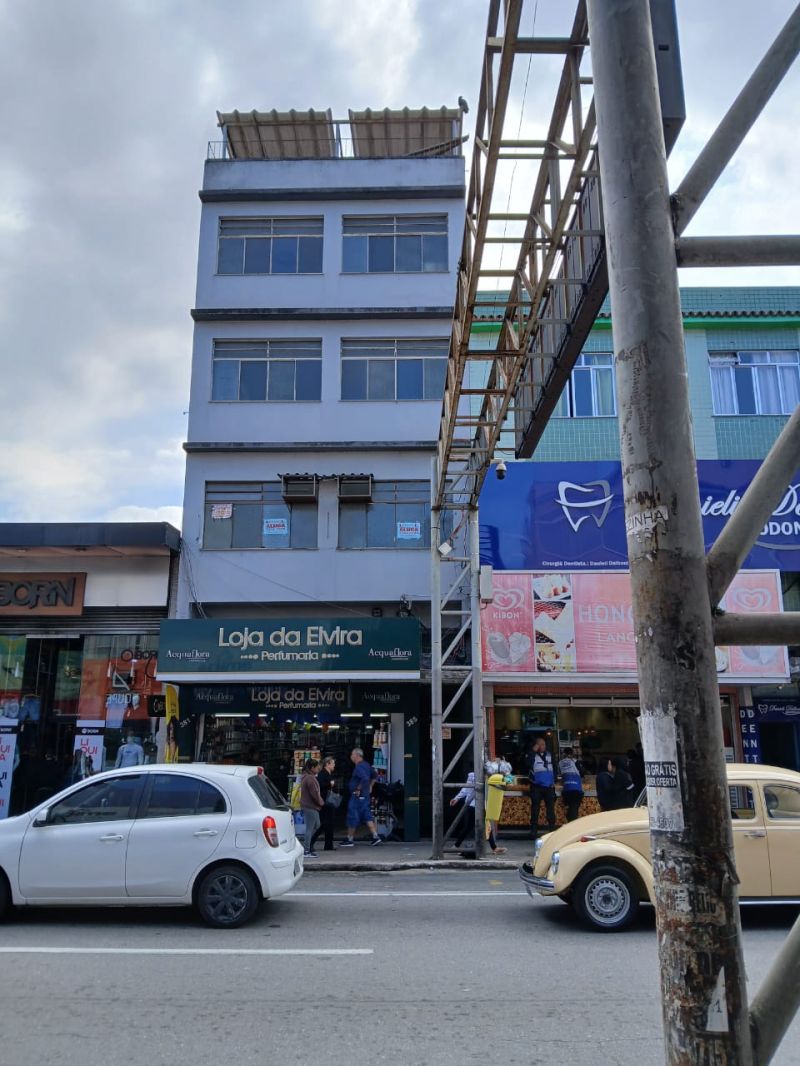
312,756,339,852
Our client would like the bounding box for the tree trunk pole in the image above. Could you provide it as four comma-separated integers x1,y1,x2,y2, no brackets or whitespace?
586,2,752,1063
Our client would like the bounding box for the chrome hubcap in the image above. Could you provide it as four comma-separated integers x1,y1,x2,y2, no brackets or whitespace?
585,876,630,926
205,874,249,923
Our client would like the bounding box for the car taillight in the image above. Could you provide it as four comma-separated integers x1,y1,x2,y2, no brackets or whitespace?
257,766,264,775
262,815,279,847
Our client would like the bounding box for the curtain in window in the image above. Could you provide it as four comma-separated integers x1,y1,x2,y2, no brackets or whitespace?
780,365,800,411
756,365,781,414
710,367,736,414
594,367,616,416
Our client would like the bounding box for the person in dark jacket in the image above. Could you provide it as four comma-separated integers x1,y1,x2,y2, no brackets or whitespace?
311,756,337,852
609,755,637,809
596,759,615,812
628,744,646,794
299,759,324,858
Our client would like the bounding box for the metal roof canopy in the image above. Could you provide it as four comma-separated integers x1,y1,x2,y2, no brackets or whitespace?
216,109,337,160
348,106,463,158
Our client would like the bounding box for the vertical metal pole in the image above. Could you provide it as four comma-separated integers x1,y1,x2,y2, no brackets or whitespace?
431,459,445,860
469,508,486,857
586,3,752,1064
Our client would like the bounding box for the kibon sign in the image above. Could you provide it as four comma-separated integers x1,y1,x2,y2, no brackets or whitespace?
0,573,87,616
157,617,421,681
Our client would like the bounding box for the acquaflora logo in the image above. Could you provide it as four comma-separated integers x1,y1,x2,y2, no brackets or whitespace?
556,480,614,532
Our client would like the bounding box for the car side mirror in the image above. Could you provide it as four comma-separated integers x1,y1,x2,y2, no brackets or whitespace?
32,807,50,827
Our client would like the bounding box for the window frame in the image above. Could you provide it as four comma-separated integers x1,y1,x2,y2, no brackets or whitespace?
553,352,617,418
211,339,323,404
341,214,449,275
709,349,800,416
139,773,228,819
340,337,448,402
338,479,431,550
203,481,319,551
216,216,324,276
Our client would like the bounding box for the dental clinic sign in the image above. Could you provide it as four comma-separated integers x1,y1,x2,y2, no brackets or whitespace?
157,617,420,681
479,460,800,572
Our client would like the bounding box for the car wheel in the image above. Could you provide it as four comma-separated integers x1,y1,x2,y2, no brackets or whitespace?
196,865,260,929
573,865,640,931
0,872,10,921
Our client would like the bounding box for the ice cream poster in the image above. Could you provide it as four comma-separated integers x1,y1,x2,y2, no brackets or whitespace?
481,570,788,682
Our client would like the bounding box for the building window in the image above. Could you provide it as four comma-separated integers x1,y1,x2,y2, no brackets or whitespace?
341,338,448,401
342,214,448,273
710,351,800,415
217,217,323,275
204,483,318,549
552,353,616,417
211,340,322,402
339,480,430,549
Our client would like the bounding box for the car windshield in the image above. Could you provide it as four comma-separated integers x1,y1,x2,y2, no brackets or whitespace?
634,787,647,808
248,772,291,811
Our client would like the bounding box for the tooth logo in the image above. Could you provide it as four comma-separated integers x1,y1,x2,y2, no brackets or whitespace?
556,480,614,532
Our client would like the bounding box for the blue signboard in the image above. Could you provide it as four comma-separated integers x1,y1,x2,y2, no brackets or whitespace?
479,460,800,572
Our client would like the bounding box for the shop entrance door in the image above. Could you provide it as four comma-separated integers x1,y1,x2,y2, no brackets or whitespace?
759,722,800,772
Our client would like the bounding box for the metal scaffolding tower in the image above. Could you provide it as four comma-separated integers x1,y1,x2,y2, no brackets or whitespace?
432,0,800,1061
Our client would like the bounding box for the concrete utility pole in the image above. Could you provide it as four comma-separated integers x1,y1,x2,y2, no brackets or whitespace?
586,2,751,1062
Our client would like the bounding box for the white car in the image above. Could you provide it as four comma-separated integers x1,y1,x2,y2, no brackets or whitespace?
0,763,303,928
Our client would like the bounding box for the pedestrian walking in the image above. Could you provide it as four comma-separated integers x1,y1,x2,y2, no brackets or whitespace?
450,770,476,850
484,768,508,854
300,759,324,858
311,756,337,852
528,737,556,838
558,747,584,822
338,748,382,847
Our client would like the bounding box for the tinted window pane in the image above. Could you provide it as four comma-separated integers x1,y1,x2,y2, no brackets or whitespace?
366,503,395,547
368,235,394,272
268,360,295,401
397,359,424,399
212,361,239,401
368,360,395,400
218,238,244,274
423,358,447,400
272,237,297,273
339,506,366,548
295,360,322,401
573,368,593,416
244,237,270,273
298,236,323,273
396,235,422,272
342,360,367,400
342,236,368,273
197,782,227,815
50,776,141,824
422,234,448,272
144,775,202,818
290,506,318,549
232,503,262,548
204,504,233,549
240,360,268,401
261,503,291,548
734,367,757,414
249,773,290,809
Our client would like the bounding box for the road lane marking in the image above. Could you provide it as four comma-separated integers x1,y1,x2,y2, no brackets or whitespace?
0,947,372,956
289,891,525,897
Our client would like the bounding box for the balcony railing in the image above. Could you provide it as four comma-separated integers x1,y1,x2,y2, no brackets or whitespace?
207,134,467,162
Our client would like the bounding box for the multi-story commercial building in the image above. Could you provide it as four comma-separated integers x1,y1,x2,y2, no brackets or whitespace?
161,107,467,839
477,286,800,801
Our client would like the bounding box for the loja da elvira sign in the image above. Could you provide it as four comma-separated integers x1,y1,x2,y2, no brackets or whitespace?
482,569,789,684
157,617,420,680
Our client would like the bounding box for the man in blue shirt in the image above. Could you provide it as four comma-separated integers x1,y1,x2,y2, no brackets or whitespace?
338,748,382,847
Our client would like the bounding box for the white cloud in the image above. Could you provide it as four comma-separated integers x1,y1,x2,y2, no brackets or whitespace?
104,504,183,529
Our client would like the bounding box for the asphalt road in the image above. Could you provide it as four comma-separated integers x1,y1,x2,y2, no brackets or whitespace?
1,870,799,1066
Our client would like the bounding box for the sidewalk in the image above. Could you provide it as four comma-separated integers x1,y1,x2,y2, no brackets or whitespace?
301,835,534,871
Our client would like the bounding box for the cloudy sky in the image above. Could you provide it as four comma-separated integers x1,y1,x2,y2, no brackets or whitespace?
1,0,798,530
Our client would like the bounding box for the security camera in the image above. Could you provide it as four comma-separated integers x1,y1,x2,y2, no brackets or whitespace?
496,461,507,481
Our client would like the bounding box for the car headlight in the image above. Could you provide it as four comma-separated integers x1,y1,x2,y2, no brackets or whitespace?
550,851,560,875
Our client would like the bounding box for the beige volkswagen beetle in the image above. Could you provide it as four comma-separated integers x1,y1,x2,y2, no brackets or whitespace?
519,764,800,931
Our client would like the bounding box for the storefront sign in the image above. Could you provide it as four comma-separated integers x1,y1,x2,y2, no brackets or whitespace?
157,617,420,681
181,683,350,716
0,572,86,616
479,461,800,572
752,699,800,721
72,721,105,777
482,570,789,683
0,723,18,819
739,707,763,763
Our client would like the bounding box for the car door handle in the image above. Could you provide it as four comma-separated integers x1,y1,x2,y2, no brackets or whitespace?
193,829,219,838
99,833,125,842
744,830,766,838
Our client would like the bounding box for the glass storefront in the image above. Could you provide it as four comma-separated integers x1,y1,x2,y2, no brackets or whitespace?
0,633,163,816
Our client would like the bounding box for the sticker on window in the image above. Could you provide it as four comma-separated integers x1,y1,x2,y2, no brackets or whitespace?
263,518,289,536
211,504,233,520
397,521,422,540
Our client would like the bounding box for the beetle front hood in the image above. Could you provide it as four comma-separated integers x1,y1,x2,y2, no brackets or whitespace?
533,807,649,875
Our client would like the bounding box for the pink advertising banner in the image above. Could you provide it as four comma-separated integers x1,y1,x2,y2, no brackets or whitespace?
481,570,789,683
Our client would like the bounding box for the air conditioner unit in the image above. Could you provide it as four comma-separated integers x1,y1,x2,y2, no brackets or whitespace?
281,475,318,502
338,475,373,501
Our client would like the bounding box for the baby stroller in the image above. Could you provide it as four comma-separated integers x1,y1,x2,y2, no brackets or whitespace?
372,779,404,840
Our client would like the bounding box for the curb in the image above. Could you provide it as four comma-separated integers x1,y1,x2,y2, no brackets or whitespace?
302,859,522,872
